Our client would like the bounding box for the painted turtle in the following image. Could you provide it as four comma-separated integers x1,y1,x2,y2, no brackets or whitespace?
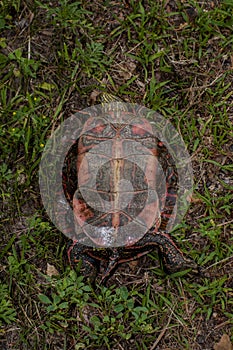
62,100,198,284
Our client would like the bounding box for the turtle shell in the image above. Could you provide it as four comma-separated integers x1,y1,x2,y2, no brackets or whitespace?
62,105,176,248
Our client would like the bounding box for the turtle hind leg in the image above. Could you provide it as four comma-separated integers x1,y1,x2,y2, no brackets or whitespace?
156,232,198,274
139,230,199,274
158,243,198,274
68,241,100,285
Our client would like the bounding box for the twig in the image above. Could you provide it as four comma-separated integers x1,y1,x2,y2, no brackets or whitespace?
205,255,233,270
150,310,173,350
28,35,31,60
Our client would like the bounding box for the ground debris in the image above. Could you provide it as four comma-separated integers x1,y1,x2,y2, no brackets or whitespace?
214,334,233,350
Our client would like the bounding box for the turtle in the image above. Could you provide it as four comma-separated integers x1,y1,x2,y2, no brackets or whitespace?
62,99,198,284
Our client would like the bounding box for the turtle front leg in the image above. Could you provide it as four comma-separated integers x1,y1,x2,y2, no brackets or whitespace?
67,241,99,284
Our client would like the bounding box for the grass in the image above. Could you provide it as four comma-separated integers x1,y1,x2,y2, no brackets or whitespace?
0,0,233,349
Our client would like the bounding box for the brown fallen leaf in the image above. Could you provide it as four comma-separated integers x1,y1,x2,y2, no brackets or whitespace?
46,263,59,277
89,89,101,105
188,193,203,203
214,334,233,350
118,61,137,80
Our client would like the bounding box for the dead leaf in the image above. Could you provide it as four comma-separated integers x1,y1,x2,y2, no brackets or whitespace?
46,263,59,277
189,194,203,203
118,61,137,80
89,89,101,104
214,334,233,350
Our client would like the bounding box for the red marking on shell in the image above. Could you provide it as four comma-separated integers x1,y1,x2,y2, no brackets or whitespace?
82,117,107,135
131,118,153,136
143,154,158,186
131,125,148,136
73,198,94,226
138,200,160,229
91,123,107,134
112,211,120,228
76,150,90,186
